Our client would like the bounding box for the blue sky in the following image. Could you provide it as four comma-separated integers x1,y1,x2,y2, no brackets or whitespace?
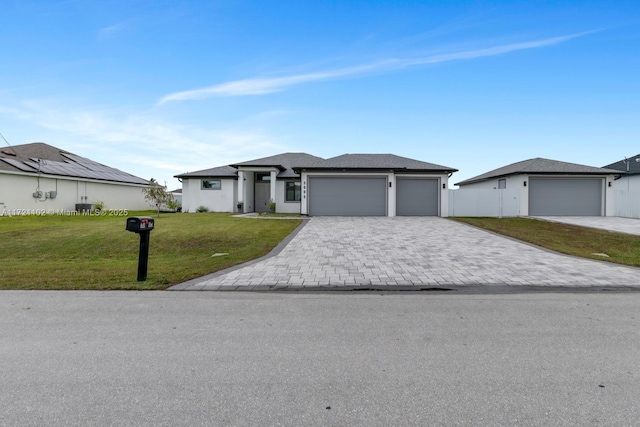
1,0,639,188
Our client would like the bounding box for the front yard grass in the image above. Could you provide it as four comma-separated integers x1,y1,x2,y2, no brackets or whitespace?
0,212,301,290
452,217,640,267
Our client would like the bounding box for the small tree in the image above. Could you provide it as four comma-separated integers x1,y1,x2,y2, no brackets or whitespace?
143,178,175,217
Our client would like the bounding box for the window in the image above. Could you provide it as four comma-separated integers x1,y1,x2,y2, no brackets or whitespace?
498,179,506,189
202,179,221,190
256,173,271,181
285,182,301,202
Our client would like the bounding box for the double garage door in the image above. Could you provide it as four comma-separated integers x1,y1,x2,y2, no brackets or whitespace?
529,178,604,216
308,176,439,216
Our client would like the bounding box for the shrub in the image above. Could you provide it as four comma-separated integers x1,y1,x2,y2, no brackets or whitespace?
196,205,209,213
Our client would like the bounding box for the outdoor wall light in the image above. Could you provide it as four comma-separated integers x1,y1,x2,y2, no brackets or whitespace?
389,182,392,188
523,181,527,187
608,182,612,187
442,183,446,189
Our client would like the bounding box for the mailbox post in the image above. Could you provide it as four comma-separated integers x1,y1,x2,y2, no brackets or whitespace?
126,216,155,281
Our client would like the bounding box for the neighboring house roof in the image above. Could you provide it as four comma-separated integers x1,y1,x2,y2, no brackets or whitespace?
456,157,620,186
230,152,324,179
602,154,640,175
175,165,238,179
294,153,458,173
0,142,149,185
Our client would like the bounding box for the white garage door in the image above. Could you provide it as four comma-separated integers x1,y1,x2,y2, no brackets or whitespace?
396,177,440,216
529,178,603,216
308,176,387,216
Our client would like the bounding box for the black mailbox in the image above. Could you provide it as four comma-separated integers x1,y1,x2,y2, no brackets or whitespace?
126,216,154,232
126,216,154,281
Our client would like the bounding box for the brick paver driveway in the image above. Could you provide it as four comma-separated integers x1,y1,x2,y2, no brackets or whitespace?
171,217,640,290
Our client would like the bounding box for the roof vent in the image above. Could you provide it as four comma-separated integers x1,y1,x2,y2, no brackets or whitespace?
1,150,17,156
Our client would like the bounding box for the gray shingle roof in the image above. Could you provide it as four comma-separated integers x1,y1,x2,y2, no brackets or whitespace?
0,142,149,185
294,154,457,172
603,154,640,175
230,152,324,178
456,157,621,186
174,165,238,178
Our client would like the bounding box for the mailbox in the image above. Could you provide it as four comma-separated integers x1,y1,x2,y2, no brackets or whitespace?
126,216,154,281
126,216,154,232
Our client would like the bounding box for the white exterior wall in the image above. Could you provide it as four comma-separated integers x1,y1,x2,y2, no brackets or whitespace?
275,180,301,214
441,175,450,218
0,172,148,213
181,177,237,213
604,175,615,217
613,175,640,192
613,175,640,217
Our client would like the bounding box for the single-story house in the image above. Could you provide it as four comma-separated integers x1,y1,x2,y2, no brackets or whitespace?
454,157,619,216
176,153,457,217
0,142,150,213
602,154,640,218
603,154,640,192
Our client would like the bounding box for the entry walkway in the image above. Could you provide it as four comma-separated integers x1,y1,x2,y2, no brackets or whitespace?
533,216,640,236
170,217,640,291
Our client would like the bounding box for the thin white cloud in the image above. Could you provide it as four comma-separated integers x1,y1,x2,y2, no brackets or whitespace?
3,100,287,184
98,22,127,40
158,31,597,104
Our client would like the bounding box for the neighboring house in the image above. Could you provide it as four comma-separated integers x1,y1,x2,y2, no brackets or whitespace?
603,154,640,218
0,142,150,213
453,158,619,216
603,154,640,192
176,152,457,217
170,188,182,205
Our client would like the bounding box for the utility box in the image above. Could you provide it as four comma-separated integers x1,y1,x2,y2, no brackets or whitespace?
126,216,154,232
75,203,92,212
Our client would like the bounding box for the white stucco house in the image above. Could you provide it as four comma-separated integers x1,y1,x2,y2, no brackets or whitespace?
603,154,640,192
0,142,150,214
452,158,619,217
603,154,640,218
176,153,457,217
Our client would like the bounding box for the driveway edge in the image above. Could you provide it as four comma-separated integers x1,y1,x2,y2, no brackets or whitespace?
168,219,309,290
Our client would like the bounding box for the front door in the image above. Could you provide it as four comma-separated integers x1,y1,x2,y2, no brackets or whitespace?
255,182,270,212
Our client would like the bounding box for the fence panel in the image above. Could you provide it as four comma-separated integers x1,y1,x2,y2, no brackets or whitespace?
448,189,521,217
614,189,640,218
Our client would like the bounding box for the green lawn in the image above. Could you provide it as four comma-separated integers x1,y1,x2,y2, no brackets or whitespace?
452,217,640,267
0,212,301,290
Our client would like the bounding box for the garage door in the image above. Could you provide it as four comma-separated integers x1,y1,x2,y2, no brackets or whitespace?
308,176,387,216
529,178,603,216
396,177,440,216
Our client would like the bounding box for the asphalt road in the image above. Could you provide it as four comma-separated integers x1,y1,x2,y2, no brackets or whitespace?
1,291,639,426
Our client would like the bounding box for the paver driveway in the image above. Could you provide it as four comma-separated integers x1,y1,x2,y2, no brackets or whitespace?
171,217,640,290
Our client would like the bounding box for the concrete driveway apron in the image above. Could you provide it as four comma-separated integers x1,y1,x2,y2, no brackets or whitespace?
533,216,640,236
171,217,640,290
